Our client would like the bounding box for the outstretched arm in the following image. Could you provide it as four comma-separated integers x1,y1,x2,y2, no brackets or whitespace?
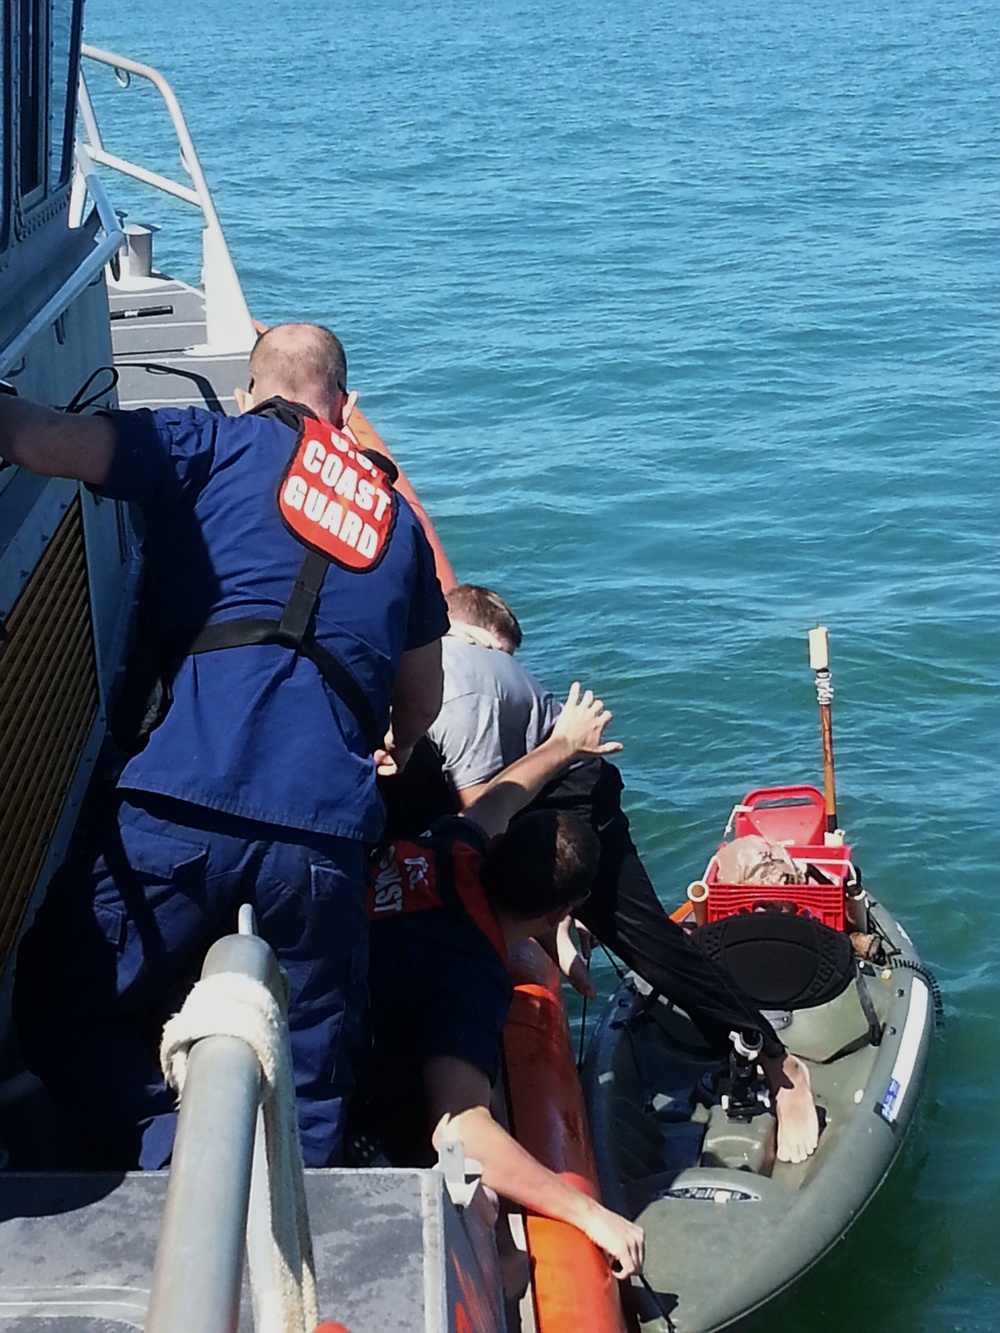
0,396,114,484
463,683,622,840
427,1056,644,1278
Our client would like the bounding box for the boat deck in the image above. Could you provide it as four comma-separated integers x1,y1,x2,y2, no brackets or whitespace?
108,278,249,414
0,1166,474,1331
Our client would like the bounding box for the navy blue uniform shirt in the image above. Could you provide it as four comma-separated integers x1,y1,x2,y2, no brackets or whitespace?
101,405,449,839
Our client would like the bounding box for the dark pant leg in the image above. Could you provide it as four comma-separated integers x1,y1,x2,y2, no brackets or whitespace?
13,795,255,1168
574,803,784,1060
252,835,368,1167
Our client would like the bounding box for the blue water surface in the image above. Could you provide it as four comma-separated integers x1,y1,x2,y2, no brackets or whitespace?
83,1,999,1328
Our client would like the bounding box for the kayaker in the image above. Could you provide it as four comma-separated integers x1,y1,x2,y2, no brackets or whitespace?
358,682,645,1279
384,583,820,1165
0,325,448,1170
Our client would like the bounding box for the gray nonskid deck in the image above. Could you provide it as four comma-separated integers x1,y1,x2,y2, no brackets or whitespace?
108,277,249,414
0,1167,490,1331
0,1173,163,1329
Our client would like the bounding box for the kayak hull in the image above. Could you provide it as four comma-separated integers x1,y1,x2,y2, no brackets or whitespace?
583,895,933,1332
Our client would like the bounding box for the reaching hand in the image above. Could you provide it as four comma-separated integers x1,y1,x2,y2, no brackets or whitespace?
550,682,623,760
581,1201,645,1278
555,916,597,999
574,919,596,964
374,727,413,778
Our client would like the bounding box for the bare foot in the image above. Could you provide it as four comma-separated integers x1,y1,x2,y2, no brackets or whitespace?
761,1052,820,1164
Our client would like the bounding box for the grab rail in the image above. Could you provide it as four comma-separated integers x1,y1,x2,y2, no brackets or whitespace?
0,145,125,377
77,44,254,354
145,915,317,1333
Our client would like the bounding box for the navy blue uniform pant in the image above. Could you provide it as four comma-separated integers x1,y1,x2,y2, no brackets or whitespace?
13,791,368,1170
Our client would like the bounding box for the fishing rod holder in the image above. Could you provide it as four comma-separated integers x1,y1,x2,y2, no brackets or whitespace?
720,1029,766,1123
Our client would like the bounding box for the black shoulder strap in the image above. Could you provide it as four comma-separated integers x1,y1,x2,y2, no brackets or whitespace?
186,548,381,752
420,828,474,922
279,547,329,645
428,824,507,956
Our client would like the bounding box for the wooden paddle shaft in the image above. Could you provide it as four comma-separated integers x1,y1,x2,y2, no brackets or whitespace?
819,706,837,831
808,626,838,832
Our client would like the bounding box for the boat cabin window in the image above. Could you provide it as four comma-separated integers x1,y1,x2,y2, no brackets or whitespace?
1,4,9,250
17,0,46,202
6,0,82,220
47,0,80,192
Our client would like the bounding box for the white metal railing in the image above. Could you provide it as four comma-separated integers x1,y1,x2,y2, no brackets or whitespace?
0,143,126,377
147,914,318,1333
77,44,255,354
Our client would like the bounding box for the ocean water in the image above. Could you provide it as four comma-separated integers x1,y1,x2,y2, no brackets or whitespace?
82,1,998,1328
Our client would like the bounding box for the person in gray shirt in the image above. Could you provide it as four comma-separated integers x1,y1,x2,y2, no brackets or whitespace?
429,636,557,790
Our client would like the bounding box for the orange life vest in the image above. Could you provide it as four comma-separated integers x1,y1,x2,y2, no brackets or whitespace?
367,834,507,961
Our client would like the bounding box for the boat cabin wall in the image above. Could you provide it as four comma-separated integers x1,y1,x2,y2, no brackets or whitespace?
0,1,141,1059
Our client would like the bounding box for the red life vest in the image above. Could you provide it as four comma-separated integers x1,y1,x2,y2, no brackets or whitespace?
278,414,397,571
367,836,507,962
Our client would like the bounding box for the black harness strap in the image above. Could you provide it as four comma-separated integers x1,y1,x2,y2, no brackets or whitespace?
401,822,504,955
280,547,331,645
186,547,381,753
854,968,884,1047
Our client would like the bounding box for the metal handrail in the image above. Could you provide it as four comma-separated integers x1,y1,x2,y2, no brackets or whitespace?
145,926,311,1333
78,44,255,354
0,145,126,376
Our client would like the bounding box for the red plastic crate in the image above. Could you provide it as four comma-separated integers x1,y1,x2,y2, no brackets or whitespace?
703,870,848,930
707,785,852,930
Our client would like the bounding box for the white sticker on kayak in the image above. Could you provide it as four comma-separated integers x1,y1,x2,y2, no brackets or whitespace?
660,1185,761,1203
876,977,929,1125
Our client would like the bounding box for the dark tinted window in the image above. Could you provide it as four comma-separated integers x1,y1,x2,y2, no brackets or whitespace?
18,0,45,200
1,3,8,249
48,0,79,189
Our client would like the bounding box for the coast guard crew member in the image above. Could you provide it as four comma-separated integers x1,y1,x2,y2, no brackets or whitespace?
1,324,448,1169
359,684,645,1279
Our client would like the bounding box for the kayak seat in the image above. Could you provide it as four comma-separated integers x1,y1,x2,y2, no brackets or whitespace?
780,980,881,1064
691,911,854,1010
691,913,878,1062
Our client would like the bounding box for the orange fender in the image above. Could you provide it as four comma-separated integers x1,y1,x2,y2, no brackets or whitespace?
502,941,627,1333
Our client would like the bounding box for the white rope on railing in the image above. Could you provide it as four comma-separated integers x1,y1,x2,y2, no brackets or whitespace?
161,971,319,1333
